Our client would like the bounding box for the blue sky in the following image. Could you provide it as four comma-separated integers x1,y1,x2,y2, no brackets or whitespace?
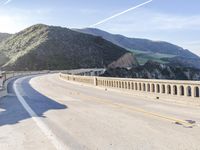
0,0,200,56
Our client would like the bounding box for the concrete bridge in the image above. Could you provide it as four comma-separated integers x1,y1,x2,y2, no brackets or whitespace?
1,69,200,150
60,73,200,101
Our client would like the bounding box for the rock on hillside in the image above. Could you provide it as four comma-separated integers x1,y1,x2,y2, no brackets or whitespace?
162,56,200,69
108,53,139,68
0,24,138,71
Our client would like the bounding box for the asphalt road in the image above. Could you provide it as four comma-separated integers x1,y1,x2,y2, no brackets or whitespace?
0,74,200,150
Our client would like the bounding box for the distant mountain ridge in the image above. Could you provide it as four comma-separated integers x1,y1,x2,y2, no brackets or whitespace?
0,24,138,71
76,28,198,58
0,24,199,73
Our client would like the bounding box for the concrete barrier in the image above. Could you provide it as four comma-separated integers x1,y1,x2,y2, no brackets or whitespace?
0,73,6,98
60,73,200,103
0,71,50,99
0,88,7,98
0,69,104,99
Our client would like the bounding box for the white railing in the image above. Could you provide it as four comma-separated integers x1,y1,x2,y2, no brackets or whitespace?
0,71,49,98
60,73,200,100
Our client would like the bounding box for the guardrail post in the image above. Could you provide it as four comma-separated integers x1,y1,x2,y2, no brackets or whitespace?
94,77,97,86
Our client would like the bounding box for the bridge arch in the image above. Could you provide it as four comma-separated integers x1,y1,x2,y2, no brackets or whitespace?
139,83,142,91
131,82,134,90
127,82,130,89
151,84,155,92
173,85,178,95
187,86,192,97
147,84,150,92
122,82,125,88
124,82,127,89
180,86,184,96
156,84,160,93
115,81,118,88
119,81,122,88
162,85,165,93
143,83,146,91
194,87,200,98
167,85,171,94
135,83,138,90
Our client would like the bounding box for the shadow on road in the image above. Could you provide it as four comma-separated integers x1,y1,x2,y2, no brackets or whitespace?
0,76,67,126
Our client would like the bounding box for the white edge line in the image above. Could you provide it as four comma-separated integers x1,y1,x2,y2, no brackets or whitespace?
13,77,69,150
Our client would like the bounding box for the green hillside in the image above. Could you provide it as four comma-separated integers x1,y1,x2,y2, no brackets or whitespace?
130,49,176,65
0,24,138,71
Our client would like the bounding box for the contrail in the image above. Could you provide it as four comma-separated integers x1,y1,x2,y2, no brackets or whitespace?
89,0,153,27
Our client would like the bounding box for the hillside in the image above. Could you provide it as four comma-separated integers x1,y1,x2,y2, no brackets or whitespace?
102,61,200,80
76,28,200,68
0,33,11,43
0,24,138,71
108,53,138,68
76,28,198,58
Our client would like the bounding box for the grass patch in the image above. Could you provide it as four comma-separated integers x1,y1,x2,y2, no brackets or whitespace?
129,49,176,65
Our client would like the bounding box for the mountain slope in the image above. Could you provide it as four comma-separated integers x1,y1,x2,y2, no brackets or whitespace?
76,28,198,58
0,24,138,71
102,61,200,80
76,28,200,68
0,33,11,43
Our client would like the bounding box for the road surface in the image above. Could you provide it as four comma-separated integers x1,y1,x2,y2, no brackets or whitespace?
0,74,200,150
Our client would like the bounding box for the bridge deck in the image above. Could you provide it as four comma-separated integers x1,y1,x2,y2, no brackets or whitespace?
0,73,200,150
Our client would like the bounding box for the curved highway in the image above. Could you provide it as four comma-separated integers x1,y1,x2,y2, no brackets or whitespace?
0,74,200,150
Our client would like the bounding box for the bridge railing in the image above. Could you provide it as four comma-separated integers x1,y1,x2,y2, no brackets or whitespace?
0,69,104,99
60,73,200,101
0,71,50,98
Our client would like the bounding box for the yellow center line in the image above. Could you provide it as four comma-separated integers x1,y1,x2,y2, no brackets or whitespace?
78,93,194,127
59,76,195,127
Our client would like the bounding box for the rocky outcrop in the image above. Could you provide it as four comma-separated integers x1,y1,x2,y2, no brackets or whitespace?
108,53,139,68
102,61,200,80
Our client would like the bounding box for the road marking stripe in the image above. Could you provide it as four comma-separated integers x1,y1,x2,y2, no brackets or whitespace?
59,75,200,108
59,77,195,127
80,93,194,127
61,76,200,108
14,77,69,150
